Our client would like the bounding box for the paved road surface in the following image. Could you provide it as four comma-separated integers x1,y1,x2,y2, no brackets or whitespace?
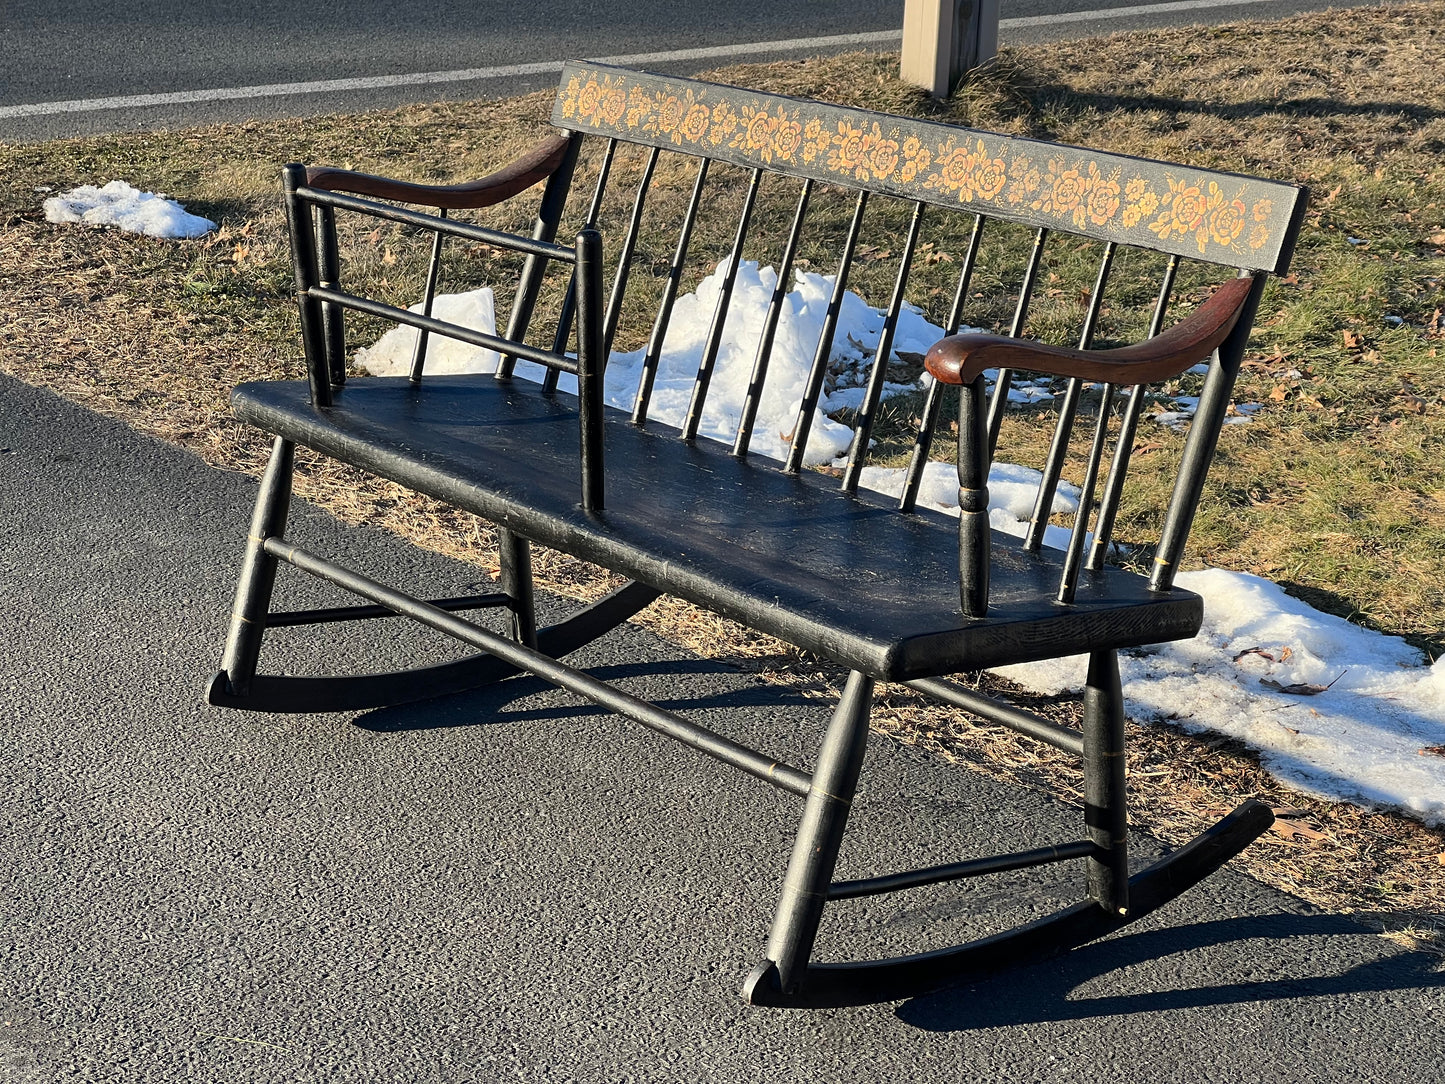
2,372,1441,1081
0,0,1385,141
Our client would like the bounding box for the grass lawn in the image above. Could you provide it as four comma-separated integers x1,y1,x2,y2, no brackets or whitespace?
2,3,1441,945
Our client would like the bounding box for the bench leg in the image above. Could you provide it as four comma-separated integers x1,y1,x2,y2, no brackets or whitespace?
1083,648,1129,915
753,669,875,1000
496,528,538,649
218,437,295,698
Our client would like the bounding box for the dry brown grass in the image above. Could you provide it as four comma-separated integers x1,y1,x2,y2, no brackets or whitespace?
2,4,1443,946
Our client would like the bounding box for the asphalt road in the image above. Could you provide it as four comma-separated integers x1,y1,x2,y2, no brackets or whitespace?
0,0,1386,141
2,373,1442,1081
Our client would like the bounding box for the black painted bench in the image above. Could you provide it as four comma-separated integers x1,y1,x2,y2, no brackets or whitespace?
209,62,1309,1008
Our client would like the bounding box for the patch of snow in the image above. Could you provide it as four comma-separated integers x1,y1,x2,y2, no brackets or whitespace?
43,181,215,239
992,569,1445,825
356,288,500,376
357,260,957,465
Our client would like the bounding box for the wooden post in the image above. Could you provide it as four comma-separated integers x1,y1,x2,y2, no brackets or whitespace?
901,0,1000,98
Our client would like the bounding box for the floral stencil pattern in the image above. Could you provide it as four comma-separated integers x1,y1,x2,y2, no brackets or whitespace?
557,67,1294,264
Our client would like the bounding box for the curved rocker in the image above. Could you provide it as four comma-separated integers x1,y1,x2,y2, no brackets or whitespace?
743,799,1275,1009
208,579,661,714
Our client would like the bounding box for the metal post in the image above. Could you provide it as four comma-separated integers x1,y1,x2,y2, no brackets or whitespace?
901,0,1000,99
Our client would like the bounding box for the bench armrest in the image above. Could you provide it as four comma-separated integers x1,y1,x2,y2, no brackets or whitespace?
923,275,1255,387
304,133,575,210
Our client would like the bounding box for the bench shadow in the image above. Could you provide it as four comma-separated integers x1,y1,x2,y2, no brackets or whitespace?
350,656,808,733
895,912,1445,1032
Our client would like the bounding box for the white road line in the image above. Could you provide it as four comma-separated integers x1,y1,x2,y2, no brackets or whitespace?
1001,0,1291,27
0,0,1294,120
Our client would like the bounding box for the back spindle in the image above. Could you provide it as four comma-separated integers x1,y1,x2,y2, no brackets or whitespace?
684,167,763,441
1087,254,1182,571
408,208,447,383
497,130,582,380
603,145,660,364
842,201,926,495
783,189,869,473
1023,241,1116,552
1056,377,1117,604
986,227,1050,455
633,156,709,425
547,137,619,393
734,178,814,458
900,214,985,513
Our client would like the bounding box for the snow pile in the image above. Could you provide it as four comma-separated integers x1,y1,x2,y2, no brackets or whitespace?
43,181,216,239
994,570,1445,824
856,459,1083,550
356,288,500,375
359,260,950,465
1152,393,1266,430
357,259,1445,825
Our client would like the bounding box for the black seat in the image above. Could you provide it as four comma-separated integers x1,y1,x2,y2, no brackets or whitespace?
235,374,1203,682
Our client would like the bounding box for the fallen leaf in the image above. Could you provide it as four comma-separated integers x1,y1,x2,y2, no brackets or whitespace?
1268,808,1330,842
1261,679,1324,695
1420,745,1445,758
1269,385,1289,401
1343,329,1362,349
1233,646,1278,662
1261,669,1346,695
1131,441,1166,456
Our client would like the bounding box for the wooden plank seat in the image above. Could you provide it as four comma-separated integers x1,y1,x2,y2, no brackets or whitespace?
229,374,1205,680
208,61,1309,1009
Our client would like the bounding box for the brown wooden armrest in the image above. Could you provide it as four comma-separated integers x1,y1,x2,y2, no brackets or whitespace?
924,275,1255,387
304,133,573,211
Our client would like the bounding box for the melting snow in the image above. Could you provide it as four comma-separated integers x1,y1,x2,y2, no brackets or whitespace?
43,181,215,239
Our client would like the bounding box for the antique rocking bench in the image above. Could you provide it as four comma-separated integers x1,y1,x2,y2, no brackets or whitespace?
208,62,1309,1007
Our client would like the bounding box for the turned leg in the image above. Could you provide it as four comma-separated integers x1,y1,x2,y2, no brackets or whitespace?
219,437,295,697
760,670,875,997
496,528,538,649
1083,648,1129,915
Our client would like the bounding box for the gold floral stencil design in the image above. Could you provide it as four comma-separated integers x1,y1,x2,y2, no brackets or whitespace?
556,66,1291,264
